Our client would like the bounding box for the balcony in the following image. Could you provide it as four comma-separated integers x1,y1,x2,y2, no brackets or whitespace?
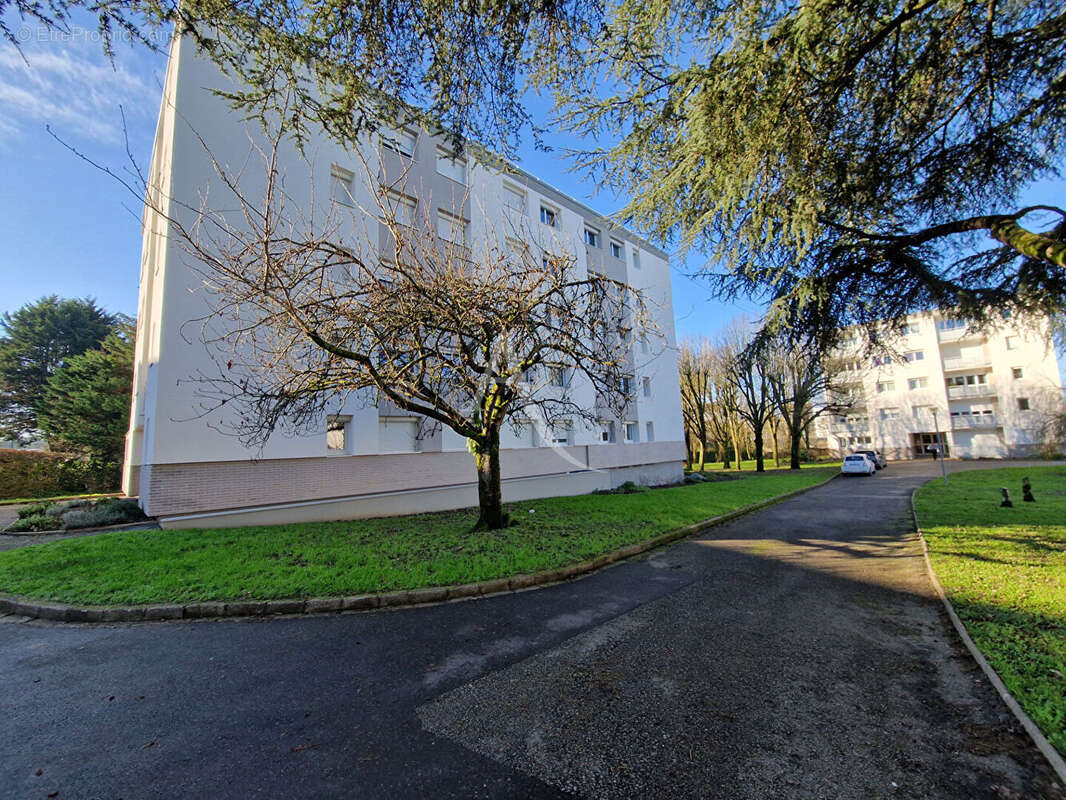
946,383,998,400
936,325,986,344
950,414,1000,430
828,420,871,435
940,358,992,372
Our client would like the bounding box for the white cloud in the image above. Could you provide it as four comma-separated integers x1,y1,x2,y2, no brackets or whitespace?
0,36,164,146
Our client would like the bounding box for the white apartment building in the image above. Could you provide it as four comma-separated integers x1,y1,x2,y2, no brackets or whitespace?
123,35,684,528
816,311,1065,460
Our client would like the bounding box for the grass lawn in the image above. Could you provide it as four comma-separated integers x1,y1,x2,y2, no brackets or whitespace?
0,469,834,606
696,459,841,473
915,466,1066,755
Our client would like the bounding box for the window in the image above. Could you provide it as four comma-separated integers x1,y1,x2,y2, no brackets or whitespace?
381,126,417,157
550,421,572,445
947,373,989,387
503,183,526,213
549,367,569,388
610,240,623,259
873,355,892,367
521,366,535,383
936,317,968,331
385,192,417,227
902,323,920,335
619,375,634,395
880,407,900,419
598,421,616,443
646,422,655,442
330,164,355,206
436,148,467,184
904,350,924,362
907,377,928,390
624,422,639,443
326,415,352,454
436,210,467,244
540,205,557,227
379,417,418,453
642,377,652,398
584,227,600,248
1006,335,1019,350
1018,397,1030,411
640,335,650,355
1012,367,1024,379
912,405,929,418
876,381,895,393
632,249,641,269
505,237,528,266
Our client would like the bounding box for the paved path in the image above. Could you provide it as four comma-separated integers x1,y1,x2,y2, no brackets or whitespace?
1,461,1063,799
0,503,22,532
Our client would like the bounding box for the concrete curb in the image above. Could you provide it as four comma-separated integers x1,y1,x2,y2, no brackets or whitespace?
910,487,1066,786
0,471,839,626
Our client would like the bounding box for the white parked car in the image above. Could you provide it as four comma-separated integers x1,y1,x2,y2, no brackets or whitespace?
841,454,876,476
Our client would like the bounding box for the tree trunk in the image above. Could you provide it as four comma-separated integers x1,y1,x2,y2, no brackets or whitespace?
694,440,706,472
754,426,765,472
789,406,804,470
472,431,509,531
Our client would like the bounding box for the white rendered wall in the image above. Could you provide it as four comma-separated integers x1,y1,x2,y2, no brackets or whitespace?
125,35,683,504
816,311,1064,459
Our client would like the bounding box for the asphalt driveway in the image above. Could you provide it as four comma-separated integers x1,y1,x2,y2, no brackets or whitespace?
1,461,1062,799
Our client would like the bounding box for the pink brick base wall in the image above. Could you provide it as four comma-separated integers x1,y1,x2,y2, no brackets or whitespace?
144,441,685,517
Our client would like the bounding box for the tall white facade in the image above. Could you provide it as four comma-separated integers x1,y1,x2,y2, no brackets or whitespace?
816,311,1065,460
123,35,684,527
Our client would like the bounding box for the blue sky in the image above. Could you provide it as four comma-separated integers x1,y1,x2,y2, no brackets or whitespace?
0,22,1060,345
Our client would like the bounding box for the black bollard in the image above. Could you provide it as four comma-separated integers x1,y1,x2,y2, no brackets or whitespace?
1000,487,1013,508
1022,477,1036,503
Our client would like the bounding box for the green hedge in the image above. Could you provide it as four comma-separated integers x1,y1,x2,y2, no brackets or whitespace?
0,449,119,500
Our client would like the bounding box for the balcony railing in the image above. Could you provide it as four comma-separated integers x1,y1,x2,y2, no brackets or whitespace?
936,325,985,343
941,358,992,372
950,414,1000,430
946,383,997,399
828,421,871,434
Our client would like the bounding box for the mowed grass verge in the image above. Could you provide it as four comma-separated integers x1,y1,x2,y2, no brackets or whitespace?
0,469,834,606
915,466,1066,755
699,459,841,473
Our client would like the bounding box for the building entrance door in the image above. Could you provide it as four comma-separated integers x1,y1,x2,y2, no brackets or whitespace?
912,432,948,458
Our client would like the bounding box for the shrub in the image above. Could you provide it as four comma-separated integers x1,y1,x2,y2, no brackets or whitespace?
59,498,145,530
46,499,91,518
17,502,51,519
5,514,53,532
4,497,146,532
0,448,120,500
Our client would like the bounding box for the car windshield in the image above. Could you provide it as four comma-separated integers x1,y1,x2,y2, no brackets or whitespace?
845,456,864,461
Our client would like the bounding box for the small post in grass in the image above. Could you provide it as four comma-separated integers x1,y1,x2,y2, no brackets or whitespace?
1000,487,1013,508
1022,477,1036,503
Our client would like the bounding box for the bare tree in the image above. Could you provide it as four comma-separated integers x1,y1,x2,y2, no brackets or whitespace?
704,339,746,469
765,337,854,469
725,327,775,472
132,124,649,530
679,338,713,471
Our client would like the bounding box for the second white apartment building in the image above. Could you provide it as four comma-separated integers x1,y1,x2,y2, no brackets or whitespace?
122,34,684,528
818,311,1065,460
